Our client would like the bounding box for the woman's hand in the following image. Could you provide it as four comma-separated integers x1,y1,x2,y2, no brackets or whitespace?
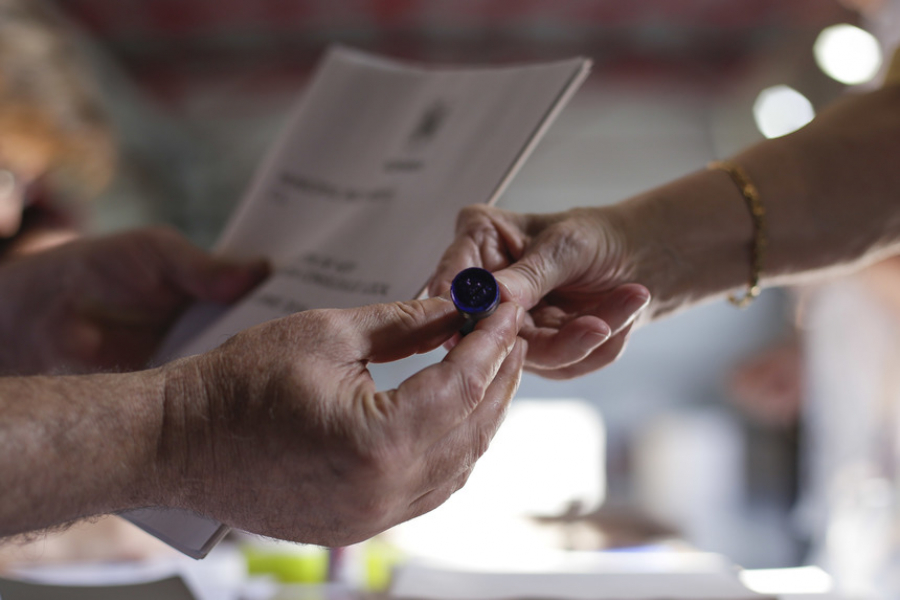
429,205,649,379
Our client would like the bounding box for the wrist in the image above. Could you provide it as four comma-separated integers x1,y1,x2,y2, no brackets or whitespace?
151,354,221,513
607,167,756,319
54,370,172,517
113,369,172,511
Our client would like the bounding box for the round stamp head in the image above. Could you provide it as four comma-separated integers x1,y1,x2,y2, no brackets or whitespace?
451,267,500,318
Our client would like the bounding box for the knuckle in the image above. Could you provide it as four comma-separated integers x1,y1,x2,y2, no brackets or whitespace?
457,206,504,242
455,368,486,414
511,259,548,298
296,308,336,334
512,218,600,294
362,390,399,422
455,204,492,231
294,309,348,345
547,219,596,265
388,300,429,331
249,309,351,364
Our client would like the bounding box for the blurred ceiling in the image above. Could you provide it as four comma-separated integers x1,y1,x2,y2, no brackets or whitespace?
53,0,854,103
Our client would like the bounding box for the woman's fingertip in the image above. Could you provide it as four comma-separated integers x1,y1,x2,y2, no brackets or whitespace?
624,286,651,312
494,272,519,303
494,302,522,333
516,336,529,358
581,327,611,348
636,291,652,312
622,291,652,327
444,333,461,351
515,304,525,328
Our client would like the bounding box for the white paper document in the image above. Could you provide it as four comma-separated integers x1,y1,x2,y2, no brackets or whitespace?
123,45,590,558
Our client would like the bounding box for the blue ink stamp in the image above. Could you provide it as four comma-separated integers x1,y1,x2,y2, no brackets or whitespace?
450,267,500,336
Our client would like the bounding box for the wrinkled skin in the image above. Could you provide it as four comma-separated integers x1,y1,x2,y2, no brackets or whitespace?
430,205,649,379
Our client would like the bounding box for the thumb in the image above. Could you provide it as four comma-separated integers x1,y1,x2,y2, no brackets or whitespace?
493,235,579,310
349,296,462,363
183,256,271,303
149,231,270,303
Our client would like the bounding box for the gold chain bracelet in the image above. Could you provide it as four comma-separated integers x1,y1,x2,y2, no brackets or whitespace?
707,160,767,308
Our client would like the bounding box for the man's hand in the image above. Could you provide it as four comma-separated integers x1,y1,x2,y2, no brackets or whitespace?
429,205,649,379
151,296,526,546
0,227,268,375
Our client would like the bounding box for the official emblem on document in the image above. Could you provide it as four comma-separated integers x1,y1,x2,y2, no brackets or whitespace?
408,100,450,146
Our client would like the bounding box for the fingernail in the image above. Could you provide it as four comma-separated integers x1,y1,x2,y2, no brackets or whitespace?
517,336,529,356
515,304,525,328
619,291,651,329
579,326,611,348
625,290,651,314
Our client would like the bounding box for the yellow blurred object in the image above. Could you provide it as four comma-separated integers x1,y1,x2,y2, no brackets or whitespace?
243,542,328,584
362,537,405,592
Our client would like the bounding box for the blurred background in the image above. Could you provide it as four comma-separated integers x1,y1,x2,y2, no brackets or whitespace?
4,0,900,596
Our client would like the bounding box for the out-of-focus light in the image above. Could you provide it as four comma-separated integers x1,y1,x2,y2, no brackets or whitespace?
814,24,882,85
388,399,605,569
752,85,815,139
740,566,833,595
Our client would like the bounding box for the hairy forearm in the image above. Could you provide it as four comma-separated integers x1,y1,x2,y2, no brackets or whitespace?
611,84,900,319
0,370,165,537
